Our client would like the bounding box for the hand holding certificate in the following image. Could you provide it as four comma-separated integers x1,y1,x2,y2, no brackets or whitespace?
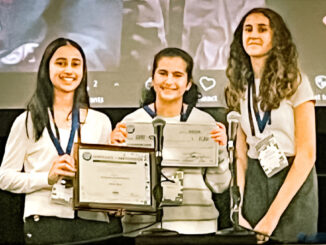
125,122,219,167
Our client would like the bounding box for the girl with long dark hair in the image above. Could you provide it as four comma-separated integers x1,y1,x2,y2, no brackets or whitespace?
0,38,121,244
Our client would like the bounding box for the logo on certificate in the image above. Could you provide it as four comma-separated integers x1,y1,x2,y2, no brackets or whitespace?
82,152,92,161
127,124,135,134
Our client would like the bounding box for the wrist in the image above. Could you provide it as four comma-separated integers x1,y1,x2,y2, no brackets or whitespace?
264,207,281,225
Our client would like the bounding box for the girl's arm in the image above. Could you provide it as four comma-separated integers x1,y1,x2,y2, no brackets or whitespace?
254,100,316,236
0,113,50,193
205,122,231,193
235,126,253,229
236,126,248,207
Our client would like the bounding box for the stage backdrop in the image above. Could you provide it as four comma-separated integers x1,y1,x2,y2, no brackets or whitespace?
0,0,325,108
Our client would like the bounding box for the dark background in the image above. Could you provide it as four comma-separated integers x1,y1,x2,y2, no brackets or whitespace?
0,107,325,244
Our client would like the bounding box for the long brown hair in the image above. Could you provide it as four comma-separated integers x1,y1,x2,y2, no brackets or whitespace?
225,8,300,112
26,38,89,140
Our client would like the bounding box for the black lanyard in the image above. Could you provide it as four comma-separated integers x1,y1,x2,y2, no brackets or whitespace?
143,103,193,122
248,80,271,136
47,107,80,155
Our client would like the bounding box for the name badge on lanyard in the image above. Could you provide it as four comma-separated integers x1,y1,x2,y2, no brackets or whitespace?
248,82,288,177
161,171,184,206
47,107,80,205
255,134,289,178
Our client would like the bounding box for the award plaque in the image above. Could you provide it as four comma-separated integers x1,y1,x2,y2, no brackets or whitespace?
73,143,157,212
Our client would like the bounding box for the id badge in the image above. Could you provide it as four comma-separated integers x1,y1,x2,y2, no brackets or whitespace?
161,171,184,206
255,134,288,178
51,178,73,205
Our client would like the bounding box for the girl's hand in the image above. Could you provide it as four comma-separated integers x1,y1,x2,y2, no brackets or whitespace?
239,212,270,244
210,122,227,146
110,123,127,144
239,211,253,231
254,215,279,244
48,154,76,185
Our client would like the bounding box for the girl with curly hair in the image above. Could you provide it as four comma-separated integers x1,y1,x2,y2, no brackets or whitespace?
225,8,318,243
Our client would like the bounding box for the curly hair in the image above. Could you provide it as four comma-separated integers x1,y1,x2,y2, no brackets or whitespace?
225,8,300,112
26,38,89,141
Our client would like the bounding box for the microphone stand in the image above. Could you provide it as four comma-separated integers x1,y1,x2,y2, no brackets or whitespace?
227,139,243,231
140,118,178,236
215,139,257,243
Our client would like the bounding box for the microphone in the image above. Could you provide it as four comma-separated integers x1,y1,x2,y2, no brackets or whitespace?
152,118,166,158
227,111,241,149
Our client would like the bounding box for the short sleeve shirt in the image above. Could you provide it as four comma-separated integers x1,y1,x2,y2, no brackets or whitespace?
239,74,315,159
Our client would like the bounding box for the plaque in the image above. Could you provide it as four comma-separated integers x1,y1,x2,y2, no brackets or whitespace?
73,143,157,212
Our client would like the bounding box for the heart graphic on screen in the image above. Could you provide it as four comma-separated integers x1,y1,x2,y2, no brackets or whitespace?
315,75,326,90
199,76,216,91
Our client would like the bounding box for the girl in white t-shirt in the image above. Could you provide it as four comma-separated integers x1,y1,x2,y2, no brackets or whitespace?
0,38,121,244
225,8,318,243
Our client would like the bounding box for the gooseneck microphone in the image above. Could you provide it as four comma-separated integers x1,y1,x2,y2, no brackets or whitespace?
226,111,241,150
152,118,166,158
226,111,241,229
216,110,256,241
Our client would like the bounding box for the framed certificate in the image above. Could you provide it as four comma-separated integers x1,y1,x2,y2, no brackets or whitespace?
73,143,157,212
125,121,219,167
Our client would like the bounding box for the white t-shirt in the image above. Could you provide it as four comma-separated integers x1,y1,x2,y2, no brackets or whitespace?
240,74,315,159
0,109,112,220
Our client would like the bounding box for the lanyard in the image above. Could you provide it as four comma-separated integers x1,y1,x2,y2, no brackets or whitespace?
248,80,271,136
144,103,193,122
47,107,80,155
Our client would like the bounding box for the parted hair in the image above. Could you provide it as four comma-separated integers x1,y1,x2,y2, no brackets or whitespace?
225,8,300,112
26,37,89,140
141,47,201,108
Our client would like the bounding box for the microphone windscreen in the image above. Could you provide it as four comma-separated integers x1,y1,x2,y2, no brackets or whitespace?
152,118,166,135
152,117,166,128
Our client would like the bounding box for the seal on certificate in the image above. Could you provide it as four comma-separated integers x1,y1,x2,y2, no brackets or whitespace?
82,152,92,161
126,124,135,134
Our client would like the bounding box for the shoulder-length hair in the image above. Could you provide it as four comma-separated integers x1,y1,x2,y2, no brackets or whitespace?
225,8,300,112
141,47,201,108
26,37,89,140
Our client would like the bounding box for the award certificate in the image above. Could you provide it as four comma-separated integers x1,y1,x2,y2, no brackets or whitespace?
125,121,218,167
74,143,156,212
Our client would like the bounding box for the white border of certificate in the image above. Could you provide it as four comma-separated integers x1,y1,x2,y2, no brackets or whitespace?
73,143,157,212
